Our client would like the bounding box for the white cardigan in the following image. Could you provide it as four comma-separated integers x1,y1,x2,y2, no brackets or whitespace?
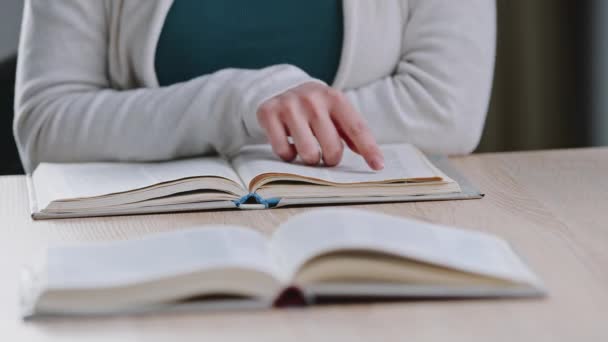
14,0,496,173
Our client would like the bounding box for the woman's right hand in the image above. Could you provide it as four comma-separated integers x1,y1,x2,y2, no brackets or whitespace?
256,82,384,170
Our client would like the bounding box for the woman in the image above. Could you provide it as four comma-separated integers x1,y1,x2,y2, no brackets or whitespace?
14,0,495,174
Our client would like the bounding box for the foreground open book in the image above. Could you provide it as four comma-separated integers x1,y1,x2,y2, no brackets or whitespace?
20,209,545,318
27,144,482,219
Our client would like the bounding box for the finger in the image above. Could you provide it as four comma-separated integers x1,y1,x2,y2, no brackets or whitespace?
282,100,321,165
335,123,358,154
309,112,343,167
258,100,297,162
329,91,384,170
262,116,297,162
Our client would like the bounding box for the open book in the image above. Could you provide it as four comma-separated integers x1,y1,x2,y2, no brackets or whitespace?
27,144,482,219
20,209,545,318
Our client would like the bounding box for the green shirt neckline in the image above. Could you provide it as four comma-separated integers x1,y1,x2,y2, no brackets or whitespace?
155,0,344,87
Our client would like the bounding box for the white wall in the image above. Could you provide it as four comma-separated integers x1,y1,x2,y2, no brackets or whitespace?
0,0,23,60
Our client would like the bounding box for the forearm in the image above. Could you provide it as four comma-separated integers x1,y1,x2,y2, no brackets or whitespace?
345,0,496,155
14,64,313,173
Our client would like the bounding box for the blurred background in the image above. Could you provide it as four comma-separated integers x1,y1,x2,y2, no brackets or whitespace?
1,1,606,175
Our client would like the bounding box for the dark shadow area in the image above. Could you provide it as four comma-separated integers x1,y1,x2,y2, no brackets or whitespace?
0,53,23,175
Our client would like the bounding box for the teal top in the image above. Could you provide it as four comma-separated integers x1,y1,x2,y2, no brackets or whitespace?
155,1,343,86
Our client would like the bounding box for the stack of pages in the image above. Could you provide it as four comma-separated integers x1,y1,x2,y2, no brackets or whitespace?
27,144,482,219
20,209,545,318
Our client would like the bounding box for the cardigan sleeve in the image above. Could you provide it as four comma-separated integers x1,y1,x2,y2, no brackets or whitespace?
344,0,496,155
14,0,315,173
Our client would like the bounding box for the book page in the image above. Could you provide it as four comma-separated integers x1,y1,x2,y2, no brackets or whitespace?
33,157,245,209
270,209,540,286
231,144,447,191
45,226,279,291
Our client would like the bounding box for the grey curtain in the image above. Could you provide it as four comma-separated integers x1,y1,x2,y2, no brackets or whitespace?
477,0,590,152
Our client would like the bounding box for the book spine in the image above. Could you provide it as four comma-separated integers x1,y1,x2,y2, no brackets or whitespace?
233,193,281,210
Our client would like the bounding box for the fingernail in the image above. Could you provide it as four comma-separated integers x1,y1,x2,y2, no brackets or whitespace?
370,157,384,170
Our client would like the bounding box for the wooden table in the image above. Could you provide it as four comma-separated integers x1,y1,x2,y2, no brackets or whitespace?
1,148,607,341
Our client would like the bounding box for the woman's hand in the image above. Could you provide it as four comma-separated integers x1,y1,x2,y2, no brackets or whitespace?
256,82,384,170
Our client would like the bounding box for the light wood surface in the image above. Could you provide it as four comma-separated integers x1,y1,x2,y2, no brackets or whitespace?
1,148,607,341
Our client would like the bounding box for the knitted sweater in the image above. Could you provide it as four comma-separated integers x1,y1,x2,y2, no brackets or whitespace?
14,0,496,173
